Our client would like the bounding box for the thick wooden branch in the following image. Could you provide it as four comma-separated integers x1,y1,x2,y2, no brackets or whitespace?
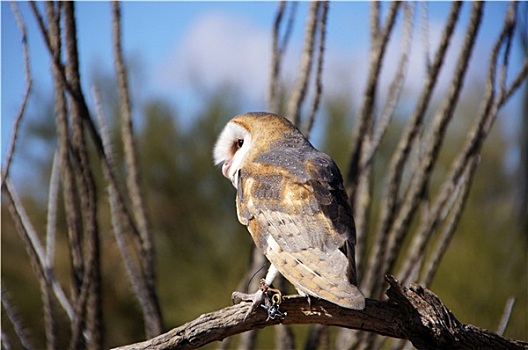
384,275,527,350
113,276,527,350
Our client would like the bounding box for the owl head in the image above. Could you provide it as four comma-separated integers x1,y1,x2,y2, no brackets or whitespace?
213,112,303,188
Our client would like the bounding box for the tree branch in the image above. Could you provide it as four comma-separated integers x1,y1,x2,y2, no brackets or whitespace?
286,1,321,125
2,2,32,189
111,2,163,337
112,276,527,350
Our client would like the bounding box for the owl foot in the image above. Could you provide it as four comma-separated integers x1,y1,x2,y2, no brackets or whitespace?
231,279,282,321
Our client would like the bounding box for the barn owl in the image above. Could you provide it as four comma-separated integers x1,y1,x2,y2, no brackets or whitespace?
214,112,365,317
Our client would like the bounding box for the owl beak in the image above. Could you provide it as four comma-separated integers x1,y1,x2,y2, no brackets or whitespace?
222,160,239,189
221,160,231,179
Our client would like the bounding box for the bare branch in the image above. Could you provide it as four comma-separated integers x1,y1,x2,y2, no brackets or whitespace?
500,57,528,105
355,2,415,276
111,1,163,337
61,2,103,347
1,331,13,350
268,1,297,114
497,297,516,336
45,152,60,268
346,1,401,202
112,276,527,350
113,296,405,350
268,1,286,113
365,2,415,165
363,1,463,298
4,171,73,323
413,156,476,287
383,1,484,290
499,3,516,98
1,286,34,350
303,1,328,140
370,2,380,40
92,85,163,342
4,180,56,350
286,1,321,126
2,2,33,189
403,2,526,292
37,2,85,307
420,2,431,71
234,248,267,349
350,1,403,274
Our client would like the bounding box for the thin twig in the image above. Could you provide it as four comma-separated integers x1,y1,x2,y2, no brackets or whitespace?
370,2,380,40
1,331,13,350
5,173,73,321
499,4,515,99
351,0,402,271
342,5,403,349
4,180,56,350
2,2,33,189
500,57,528,105
497,297,516,336
434,2,519,222
268,1,286,113
385,1,484,290
354,3,415,277
286,1,321,126
420,2,431,71
346,1,402,202
62,2,103,348
364,2,415,165
363,2,462,298
42,1,90,346
40,1,85,311
45,151,60,268
1,286,34,350
33,0,145,264
92,85,161,342
304,1,329,139
417,156,477,287
268,2,298,114
236,248,267,349
111,2,163,337
409,2,525,291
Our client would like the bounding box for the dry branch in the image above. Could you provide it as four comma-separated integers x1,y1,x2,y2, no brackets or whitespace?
2,2,32,189
396,0,484,286
362,1,462,299
4,180,56,350
112,276,527,350
268,1,298,114
111,2,163,337
1,287,34,350
286,1,321,125
303,1,328,139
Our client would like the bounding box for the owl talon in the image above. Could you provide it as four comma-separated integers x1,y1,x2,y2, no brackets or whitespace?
231,289,266,320
231,280,283,321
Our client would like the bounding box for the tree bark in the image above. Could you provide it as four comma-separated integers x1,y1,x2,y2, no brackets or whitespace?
112,275,527,350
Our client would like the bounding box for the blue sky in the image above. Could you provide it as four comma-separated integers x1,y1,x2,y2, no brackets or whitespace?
2,2,526,186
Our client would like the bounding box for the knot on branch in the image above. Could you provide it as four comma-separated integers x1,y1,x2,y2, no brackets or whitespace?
385,275,528,350
385,275,462,349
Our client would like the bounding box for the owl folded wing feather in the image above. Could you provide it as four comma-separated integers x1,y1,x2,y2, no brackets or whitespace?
236,152,364,310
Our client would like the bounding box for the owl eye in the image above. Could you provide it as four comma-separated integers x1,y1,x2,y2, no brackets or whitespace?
236,139,244,148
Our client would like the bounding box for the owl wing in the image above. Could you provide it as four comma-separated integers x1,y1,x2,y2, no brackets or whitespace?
236,151,365,310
